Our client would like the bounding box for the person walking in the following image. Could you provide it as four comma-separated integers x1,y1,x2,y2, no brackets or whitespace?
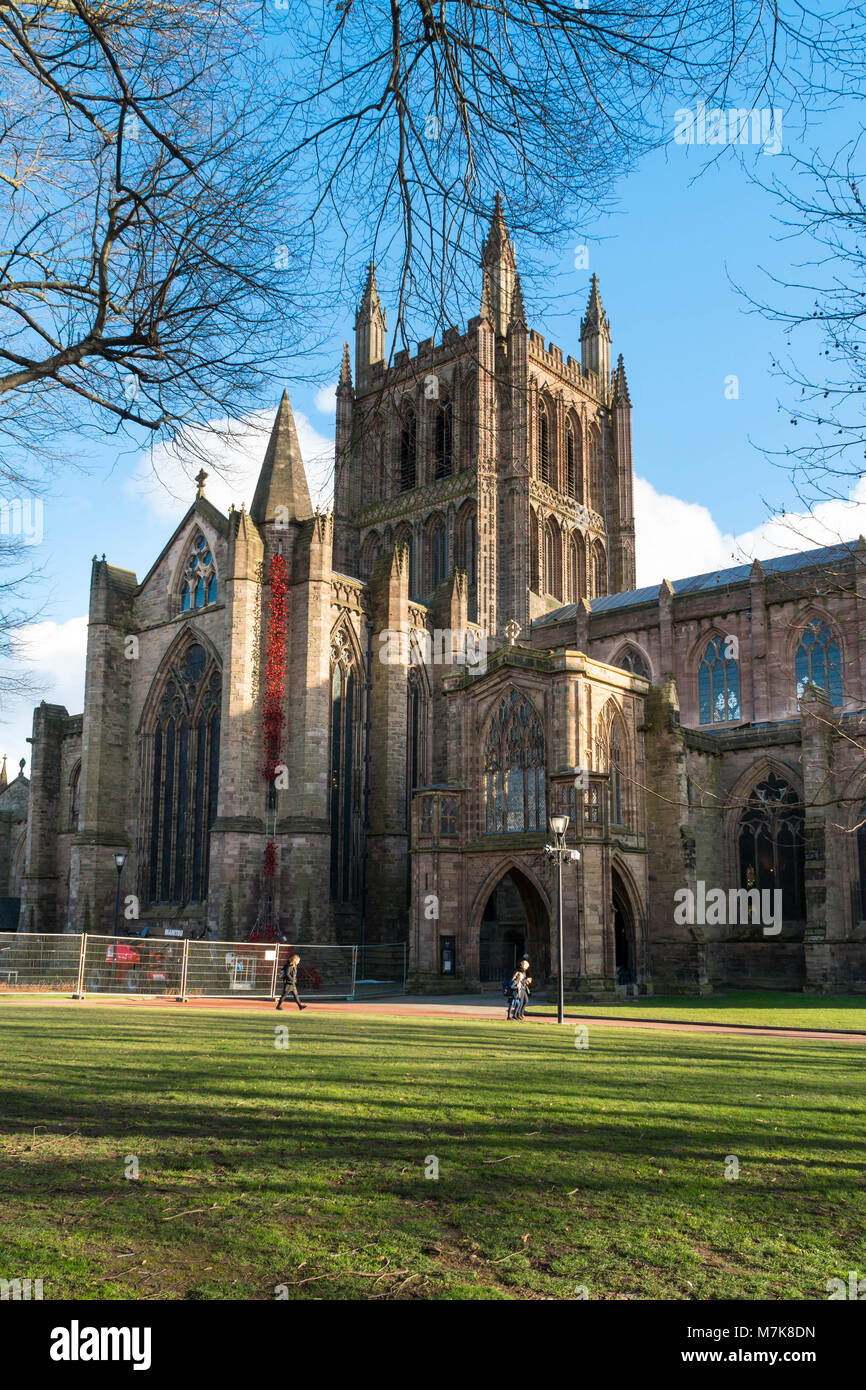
515,958,532,1020
506,964,526,1021
276,953,306,1011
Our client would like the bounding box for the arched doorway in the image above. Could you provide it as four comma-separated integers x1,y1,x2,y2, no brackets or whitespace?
612,867,637,988
478,868,550,986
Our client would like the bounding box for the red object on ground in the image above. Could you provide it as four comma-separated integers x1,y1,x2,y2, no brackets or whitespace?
106,943,140,966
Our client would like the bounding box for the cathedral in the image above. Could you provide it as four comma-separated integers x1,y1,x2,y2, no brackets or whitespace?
8,199,866,995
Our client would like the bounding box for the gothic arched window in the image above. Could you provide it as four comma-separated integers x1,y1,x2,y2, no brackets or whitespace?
407,665,428,816
538,404,550,484
483,689,546,833
461,379,477,468
544,520,561,599
589,424,604,510
430,518,447,589
570,533,586,601
434,398,453,479
329,634,360,903
609,725,624,827
361,532,381,579
738,774,805,921
596,705,629,828
569,422,583,502
399,406,417,492
796,619,842,705
145,642,221,905
699,635,740,723
69,762,81,830
458,506,478,621
180,534,217,612
617,647,650,680
592,542,607,598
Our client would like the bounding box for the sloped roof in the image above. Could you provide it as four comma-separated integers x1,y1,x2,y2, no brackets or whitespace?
533,541,861,628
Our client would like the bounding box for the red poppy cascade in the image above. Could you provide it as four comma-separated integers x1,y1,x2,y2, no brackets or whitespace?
250,552,289,942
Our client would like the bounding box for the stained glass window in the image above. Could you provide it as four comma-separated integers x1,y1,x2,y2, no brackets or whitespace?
698,636,740,723
483,689,546,833
145,643,221,906
181,534,217,611
738,774,805,921
796,620,842,705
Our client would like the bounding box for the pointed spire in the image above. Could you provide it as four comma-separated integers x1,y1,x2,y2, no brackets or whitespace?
480,191,517,335
250,389,313,526
613,353,631,406
581,274,608,335
481,190,511,265
338,342,352,392
0,755,6,790
355,262,386,387
580,273,611,382
356,262,383,325
509,271,527,330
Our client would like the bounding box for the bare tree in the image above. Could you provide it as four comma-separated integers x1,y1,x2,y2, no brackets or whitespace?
0,0,312,484
749,133,866,511
283,0,858,348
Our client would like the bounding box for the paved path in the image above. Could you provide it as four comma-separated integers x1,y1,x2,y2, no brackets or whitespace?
3,991,866,1042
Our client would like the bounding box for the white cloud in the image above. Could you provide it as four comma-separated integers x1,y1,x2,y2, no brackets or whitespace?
125,405,335,522
634,473,866,588
0,615,88,774
314,383,337,415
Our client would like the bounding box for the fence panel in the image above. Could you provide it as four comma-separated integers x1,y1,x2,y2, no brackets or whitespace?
352,943,407,998
0,933,408,1001
184,941,279,999
273,943,359,1001
81,935,184,997
0,933,82,994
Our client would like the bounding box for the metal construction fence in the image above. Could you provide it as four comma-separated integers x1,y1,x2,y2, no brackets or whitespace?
0,934,407,1001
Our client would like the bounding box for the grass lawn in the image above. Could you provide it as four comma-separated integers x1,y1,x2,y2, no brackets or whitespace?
561,990,866,1034
1,1003,864,1300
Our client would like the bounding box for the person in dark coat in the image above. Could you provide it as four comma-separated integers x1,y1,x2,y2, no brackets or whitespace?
276,954,306,1011
515,957,532,1019
506,965,525,1020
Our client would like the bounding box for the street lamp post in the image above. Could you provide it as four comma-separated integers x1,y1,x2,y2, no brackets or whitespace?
546,815,579,1025
113,851,127,936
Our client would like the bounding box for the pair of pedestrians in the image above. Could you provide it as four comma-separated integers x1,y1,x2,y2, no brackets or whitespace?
506,957,532,1020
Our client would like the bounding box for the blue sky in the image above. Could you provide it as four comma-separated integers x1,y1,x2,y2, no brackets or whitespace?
3,92,864,774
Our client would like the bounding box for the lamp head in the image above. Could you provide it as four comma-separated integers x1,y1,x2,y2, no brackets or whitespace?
113,851,127,872
549,815,569,837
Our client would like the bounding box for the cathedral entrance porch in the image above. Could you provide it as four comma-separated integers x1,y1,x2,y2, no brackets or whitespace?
478,867,550,990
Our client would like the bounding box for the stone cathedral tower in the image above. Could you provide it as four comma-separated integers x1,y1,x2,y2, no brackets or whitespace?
333,196,636,638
